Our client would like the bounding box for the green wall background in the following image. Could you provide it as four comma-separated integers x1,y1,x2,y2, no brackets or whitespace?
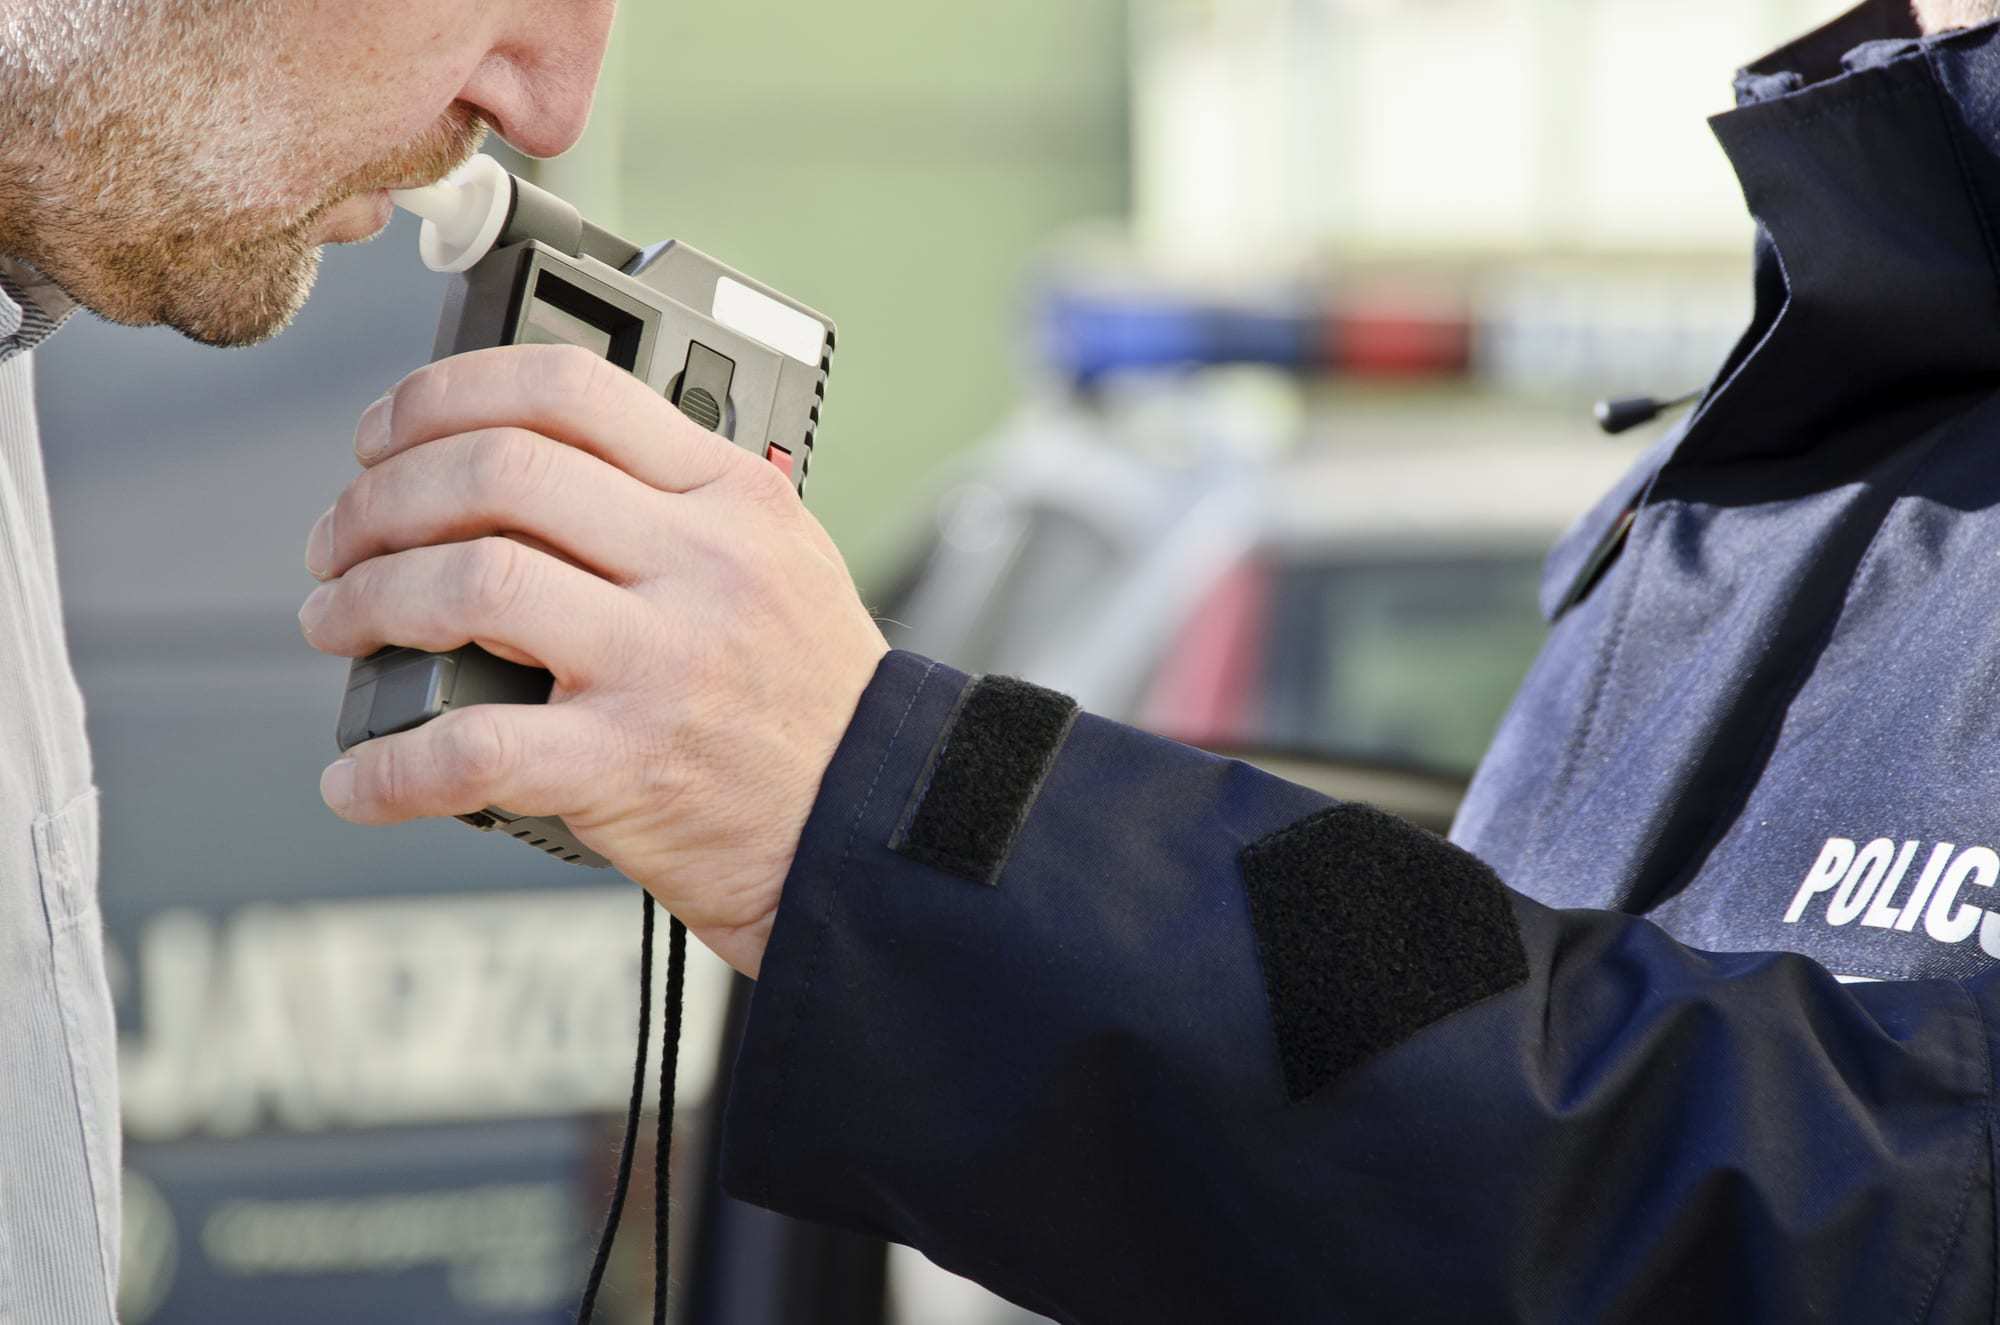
541,1,1132,586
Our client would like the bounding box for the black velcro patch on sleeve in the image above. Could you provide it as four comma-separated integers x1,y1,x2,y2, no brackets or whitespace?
891,675,1080,887
1240,803,1528,1103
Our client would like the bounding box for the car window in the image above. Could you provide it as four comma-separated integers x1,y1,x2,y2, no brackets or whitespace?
875,499,1130,680
974,507,1128,678
1256,553,1548,776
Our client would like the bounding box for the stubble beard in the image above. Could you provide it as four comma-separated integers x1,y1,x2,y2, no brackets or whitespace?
0,1,487,348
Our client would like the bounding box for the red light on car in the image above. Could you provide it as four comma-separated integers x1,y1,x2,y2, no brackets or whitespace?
1326,308,1473,379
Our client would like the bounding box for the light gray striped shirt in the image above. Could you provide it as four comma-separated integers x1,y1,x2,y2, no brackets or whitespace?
0,258,118,1324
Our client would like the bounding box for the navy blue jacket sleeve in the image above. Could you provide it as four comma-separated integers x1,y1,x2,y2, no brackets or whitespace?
720,653,2000,1324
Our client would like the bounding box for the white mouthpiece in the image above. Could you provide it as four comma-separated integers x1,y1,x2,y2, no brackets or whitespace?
392,154,513,274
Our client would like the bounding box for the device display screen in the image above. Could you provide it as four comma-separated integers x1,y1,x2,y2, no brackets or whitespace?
521,270,644,370
522,295,615,360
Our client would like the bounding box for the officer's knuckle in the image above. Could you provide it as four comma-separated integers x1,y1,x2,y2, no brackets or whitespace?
541,343,617,405
466,429,549,506
338,468,381,543
458,537,532,620
336,558,380,622
396,358,451,426
365,741,410,812
743,451,797,508
436,708,513,796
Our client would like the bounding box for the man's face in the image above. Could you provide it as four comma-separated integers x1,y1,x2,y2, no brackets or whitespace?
0,0,615,347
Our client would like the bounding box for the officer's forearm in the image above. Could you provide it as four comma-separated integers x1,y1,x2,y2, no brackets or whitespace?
722,652,1998,1323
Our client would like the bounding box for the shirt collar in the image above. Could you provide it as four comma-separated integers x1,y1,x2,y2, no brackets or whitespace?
0,254,77,364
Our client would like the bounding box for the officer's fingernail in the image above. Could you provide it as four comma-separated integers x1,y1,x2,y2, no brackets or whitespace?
298,583,334,639
305,506,336,578
320,759,357,812
355,394,394,462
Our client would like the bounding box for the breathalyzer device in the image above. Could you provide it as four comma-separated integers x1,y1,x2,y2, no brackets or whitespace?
333,155,836,869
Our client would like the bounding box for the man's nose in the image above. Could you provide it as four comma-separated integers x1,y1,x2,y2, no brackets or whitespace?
456,0,618,160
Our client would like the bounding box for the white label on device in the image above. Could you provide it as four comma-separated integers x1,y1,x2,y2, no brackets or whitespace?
713,277,825,367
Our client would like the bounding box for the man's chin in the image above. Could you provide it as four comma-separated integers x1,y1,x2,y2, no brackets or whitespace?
182,195,396,346
59,180,405,348
163,246,325,350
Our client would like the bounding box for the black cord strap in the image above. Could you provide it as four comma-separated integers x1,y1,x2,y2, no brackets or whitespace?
656,916,688,1324
575,894,689,1324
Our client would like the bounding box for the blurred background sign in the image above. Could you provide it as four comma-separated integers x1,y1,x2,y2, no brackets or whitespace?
31,0,1843,1320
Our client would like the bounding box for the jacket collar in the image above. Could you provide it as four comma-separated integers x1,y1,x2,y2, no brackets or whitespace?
1733,0,1921,105
1672,0,2000,470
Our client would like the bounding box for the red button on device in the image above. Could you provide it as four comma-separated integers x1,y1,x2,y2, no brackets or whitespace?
765,443,795,481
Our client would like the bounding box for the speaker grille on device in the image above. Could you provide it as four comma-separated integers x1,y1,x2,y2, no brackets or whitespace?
678,387,722,432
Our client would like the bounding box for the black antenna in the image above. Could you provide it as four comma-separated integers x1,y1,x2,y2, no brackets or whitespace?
1594,390,1700,437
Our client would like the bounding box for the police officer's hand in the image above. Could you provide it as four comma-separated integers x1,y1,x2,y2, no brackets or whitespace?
299,344,889,977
